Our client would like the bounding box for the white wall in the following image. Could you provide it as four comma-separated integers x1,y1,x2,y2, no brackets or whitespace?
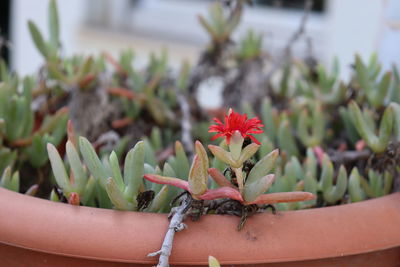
10,0,399,80
326,0,383,80
378,0,400,71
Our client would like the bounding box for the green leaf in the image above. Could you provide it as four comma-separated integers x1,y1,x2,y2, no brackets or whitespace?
348,168,366,202
66,141,87,192
324,165,347,204
0,148,17,174
81,176,96,205
0,167,19,192
28,21,49,59
383,171,393,195
349,101,393,153
48,0,60,50
150,127,162,151
247,149,279,185
79,137,109,187
277,115,299,157
208,145,237,167
302,171,318,207
147,185,168,212
106,177,134,211
175,141,190,180
47,143,71,193
238,143,259,164
143,139,157,167
319,155,333,193
109,151,125,192
188,141,209,196
123,141,145,201
208,256,221,267
243,174,275,202
50,189,60,202
260,98,277,142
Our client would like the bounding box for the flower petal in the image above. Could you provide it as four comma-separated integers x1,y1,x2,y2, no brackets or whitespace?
208,110,264,144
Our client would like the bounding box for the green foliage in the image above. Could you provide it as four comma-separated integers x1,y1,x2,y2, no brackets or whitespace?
354,54,391,108
348,101,394,153
237,29,263,61
0,167,19,192
3,0,400,217
198,1,242,46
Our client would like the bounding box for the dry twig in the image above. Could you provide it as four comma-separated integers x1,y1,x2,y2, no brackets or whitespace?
147,194,191,267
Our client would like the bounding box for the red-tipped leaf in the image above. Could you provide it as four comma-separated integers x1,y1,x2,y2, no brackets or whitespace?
208,168,235,188
199,187,243,201
248,191,316,205
143,174,189,191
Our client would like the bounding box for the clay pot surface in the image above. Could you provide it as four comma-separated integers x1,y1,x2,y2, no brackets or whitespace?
1,188,399,266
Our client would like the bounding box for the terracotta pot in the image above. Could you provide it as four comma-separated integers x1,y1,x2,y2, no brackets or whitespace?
1,187,399,266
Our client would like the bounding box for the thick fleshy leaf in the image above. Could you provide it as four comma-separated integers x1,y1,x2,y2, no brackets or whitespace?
238,143,259,164
68,192,80,206
79,137,109,187
243,174,275,202
81,176,96,205
198,187,243,201
249,191,315,205
229,131,244,160
109,151,125,192
188,155,207,195
143,174,189,191
208,145,237,167
147,185,169,212
208,256,221,267
0,167,19,192
105,177,134,211
246,149,279,184
123,141,144,200
348,168,365,202
28,21,49,59
188,141,209,196
324,165,348,204
175,141,190,180
24,184,39,196
67,120,77,147
66,141,86,192
47,143,71,193
50,189,60,202
48,0,60,49
208,168,235,188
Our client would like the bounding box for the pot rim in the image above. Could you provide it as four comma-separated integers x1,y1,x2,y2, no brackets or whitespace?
1,188,399,265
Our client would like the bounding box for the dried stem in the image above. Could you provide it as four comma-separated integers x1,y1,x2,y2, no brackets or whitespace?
148,194,191,267
329,150,371,164
176,92,194,157
283,0,313,56
264,0,313,80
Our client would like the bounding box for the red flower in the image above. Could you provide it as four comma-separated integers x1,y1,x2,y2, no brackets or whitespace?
208,109,264,144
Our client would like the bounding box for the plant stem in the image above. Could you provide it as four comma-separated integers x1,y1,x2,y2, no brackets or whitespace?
177,93,194,158
233,167,244,194
147,194,191,267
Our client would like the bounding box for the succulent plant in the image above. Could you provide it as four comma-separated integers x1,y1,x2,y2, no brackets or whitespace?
208,256,221,267
236,29,263,62
0,0,398,214
1,1,400,266
142,110,314,230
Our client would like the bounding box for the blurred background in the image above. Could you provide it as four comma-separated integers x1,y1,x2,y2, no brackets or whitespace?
1,0,400,79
